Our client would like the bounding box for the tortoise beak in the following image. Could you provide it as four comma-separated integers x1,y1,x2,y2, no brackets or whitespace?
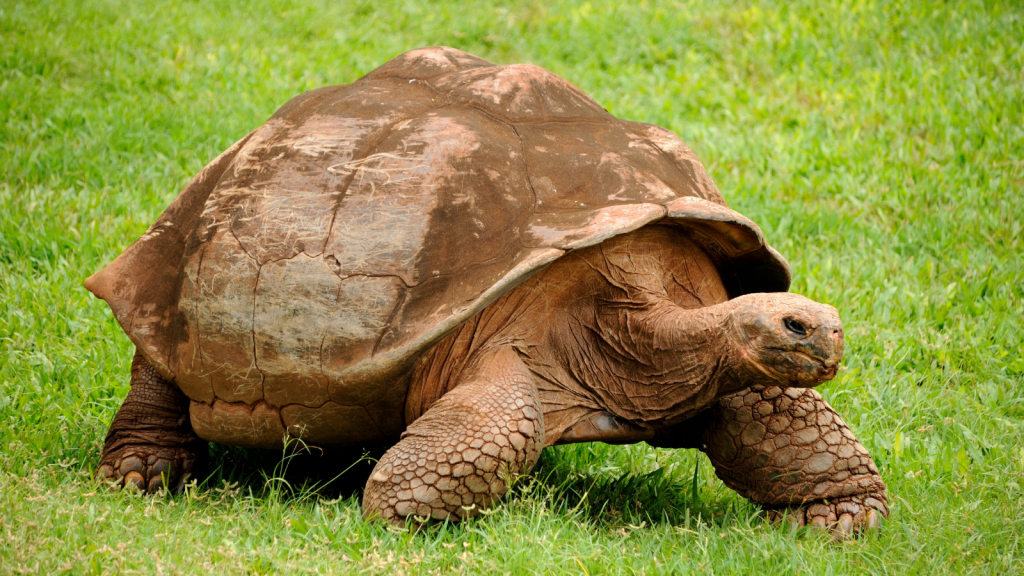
805,322,844,382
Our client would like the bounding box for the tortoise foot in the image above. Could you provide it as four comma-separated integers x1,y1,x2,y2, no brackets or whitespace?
96,446,198,494
363,348,544,524
97,350,203,495
766,493,889,540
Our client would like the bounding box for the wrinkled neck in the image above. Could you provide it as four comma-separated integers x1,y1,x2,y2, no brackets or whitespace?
548,295,752,427
658,299,760,397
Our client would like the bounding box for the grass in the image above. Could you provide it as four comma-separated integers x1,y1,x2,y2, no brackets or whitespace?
1,0,1022,573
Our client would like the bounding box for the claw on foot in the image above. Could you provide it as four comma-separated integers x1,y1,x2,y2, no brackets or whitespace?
765,493,889,541
124,471,146,491
96,448,196,495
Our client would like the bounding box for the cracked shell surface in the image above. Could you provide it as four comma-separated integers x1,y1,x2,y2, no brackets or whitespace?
85,47,791,449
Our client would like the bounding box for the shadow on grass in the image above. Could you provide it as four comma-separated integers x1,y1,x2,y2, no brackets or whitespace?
529,445,755,531
194,437,745,533
196,440,387,502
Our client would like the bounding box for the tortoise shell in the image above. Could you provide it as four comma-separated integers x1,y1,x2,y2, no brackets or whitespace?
85,47,789,447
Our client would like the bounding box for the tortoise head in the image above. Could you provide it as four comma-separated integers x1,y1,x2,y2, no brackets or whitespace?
725,292,844,387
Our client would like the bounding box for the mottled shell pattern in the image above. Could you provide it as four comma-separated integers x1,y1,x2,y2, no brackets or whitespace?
85,47,790,447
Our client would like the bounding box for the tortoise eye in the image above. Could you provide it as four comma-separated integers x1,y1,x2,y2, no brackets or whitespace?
784,318,808,337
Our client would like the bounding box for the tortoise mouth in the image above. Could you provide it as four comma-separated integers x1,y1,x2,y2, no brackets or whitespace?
766,347,838,383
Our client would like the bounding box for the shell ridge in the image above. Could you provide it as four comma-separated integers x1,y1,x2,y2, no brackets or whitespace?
249,259,267,402
271,84,351,123
317,278,344,393
187,241,211,390
360,405,387,437
442,47,492,71
433,62,613,124
203,397,337,411
363,46,494,83
369,68,454,107
368,278,408,359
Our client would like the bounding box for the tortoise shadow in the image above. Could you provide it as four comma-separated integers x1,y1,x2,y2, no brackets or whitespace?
198,441,386,501
529,446,752,530
197,441,747,531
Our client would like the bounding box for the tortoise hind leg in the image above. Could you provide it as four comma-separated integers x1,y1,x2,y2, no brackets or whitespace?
96,350,205,493
363,347,544,524
696,386,889,539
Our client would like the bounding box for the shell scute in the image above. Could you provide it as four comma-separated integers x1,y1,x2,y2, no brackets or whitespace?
321,274,406,406
322,109,492,286
179,228,263,405
255,253,336,407
189,400,285,450
627,122,725,206
198,78,442,264
375,241,538,355
282,402,383,446
225,118,348,262
517,121,682,213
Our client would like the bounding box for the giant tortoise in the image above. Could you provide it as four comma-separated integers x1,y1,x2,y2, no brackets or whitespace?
87,47,888,537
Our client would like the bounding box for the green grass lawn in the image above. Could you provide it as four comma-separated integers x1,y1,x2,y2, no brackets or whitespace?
2,0,1022,573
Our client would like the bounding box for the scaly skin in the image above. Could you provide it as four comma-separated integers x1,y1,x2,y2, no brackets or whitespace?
363,348,544,524
699,385,889,539
96,350,203,493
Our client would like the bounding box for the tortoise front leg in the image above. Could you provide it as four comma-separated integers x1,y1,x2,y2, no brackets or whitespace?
363,347,544,524
650,386,888,539
700,386,888,538
96,350,205,493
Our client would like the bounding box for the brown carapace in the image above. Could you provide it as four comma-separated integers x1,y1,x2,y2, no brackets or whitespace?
86,47,887,539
